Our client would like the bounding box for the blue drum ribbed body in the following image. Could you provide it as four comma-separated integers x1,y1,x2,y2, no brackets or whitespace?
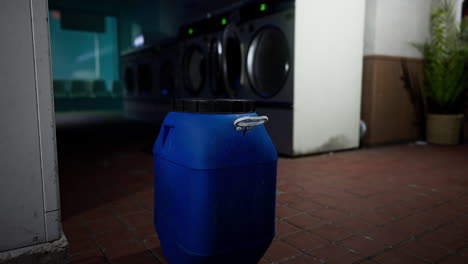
153,103,277,264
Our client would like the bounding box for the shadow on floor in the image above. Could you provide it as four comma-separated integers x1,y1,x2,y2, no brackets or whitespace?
56,112,161,221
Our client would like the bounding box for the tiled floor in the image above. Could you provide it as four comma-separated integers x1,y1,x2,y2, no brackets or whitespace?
58,120,468,264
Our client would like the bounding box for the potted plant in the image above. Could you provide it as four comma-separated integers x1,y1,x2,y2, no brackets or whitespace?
414,0,468,145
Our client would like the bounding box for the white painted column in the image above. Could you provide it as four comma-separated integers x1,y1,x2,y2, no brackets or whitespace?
0,0,62,253
293,0,366,155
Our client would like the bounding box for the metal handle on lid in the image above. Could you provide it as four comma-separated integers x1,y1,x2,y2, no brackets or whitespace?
234,116,269,131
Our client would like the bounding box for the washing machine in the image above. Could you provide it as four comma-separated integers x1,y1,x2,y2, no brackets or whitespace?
178,9,241,99
121,47,158,98
121,46,159,121
120,52,137,98
155,38,180,107
178,21,212,99
204,13,235,98
217,0,295,154
220,0,294,104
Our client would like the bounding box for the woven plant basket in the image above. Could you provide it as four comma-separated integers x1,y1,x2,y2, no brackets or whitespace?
426,114,464,145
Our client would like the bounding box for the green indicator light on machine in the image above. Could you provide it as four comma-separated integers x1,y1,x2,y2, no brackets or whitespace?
188,28,194,35
221,18,227,25
260,3,266,11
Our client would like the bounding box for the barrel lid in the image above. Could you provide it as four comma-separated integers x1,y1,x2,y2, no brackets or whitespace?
174,99,255,114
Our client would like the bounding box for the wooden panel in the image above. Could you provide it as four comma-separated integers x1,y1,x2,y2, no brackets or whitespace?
361,55,424,145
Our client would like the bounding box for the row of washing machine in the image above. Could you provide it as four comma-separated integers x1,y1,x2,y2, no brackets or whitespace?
176,0,294,104
122,0,294,103
122,0,297,154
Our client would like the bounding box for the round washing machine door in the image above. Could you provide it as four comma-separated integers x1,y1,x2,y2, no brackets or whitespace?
221,24,244,98
209,38,226,96
247,26,291,98
182,44,207,96
159,60,176,98
124,67,135,94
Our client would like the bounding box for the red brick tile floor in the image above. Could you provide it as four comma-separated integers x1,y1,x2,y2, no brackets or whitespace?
57,118,468,264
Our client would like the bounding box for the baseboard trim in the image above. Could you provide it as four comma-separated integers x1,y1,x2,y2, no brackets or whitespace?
0,234,68,264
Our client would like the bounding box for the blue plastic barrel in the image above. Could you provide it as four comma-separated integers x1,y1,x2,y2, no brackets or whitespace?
153,99,278,264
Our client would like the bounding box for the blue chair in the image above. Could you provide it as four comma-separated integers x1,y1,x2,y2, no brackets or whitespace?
52,79,69,98
92,80,111,98
111,80,123,97
70,80,93,98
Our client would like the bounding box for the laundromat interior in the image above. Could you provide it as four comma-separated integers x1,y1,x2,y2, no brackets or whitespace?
1,0,468,263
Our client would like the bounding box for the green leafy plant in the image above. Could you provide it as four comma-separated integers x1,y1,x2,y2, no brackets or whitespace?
414,0,468,114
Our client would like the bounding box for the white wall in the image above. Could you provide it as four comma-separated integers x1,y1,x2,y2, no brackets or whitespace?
0,0,61,252
293,0,366,155
364,0,465,58
364,0,432,58
455,0,465,23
